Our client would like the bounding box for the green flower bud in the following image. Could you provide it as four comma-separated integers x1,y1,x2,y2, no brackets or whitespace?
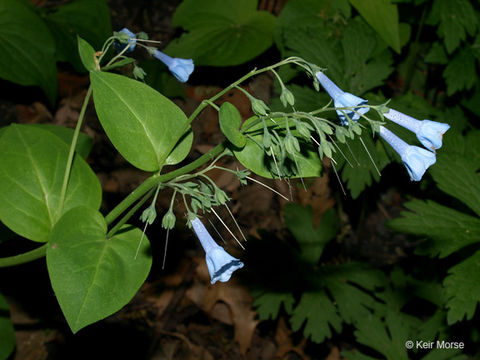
161,210,176,230
133,65,146,80
140,206,157,225
284,133,300,155
280,87,295,107
251,98,269,116
214,189,229,205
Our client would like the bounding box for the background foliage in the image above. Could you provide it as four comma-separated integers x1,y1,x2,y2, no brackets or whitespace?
0,0,479,359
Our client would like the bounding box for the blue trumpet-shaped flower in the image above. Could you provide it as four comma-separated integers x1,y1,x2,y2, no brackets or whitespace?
315,72,370,125
383,109,450,151
380,126,436,181
191,218,243,284
115,28,137,53
153,49,194,83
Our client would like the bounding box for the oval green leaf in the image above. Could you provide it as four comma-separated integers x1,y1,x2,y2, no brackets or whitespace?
0,124,101,242
91,71,189,171
165,127,194,165
219,102,246,148
166,0,276,66
0,0,57,104
47,206,152,333
29,124,93,159
233,117,322,179
77,36,97,72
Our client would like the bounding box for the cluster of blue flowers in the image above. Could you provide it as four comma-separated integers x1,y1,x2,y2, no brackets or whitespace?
115,28,194,83
315,72,450,181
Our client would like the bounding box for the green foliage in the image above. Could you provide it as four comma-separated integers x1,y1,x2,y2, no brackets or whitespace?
43,0,111,72
233,117,322,179
284,204,337,264
349,0,401,53
46,206,152,333
429,0,478,54
0,125,101,243
389,127,480,325
219,102,246,148
0,293,15,360
443,48,477,95
0,0,57,104
77,36,97,72
166,0,276,66
90,71,191,171
29,123,93,159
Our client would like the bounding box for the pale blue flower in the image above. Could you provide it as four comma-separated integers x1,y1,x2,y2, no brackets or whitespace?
383,109,450,150
153,49,194,83
115,28,137,53
380,126,436,181
315,72,370,125
191,218,243,284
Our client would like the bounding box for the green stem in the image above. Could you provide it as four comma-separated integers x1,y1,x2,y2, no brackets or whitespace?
106,188,155,238
0,245,47,268
58,85,93,213
105,142,226,226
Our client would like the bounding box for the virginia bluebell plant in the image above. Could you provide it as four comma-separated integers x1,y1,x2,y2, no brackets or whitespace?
115,28,194,83
190,217,244,284
315,71,450,181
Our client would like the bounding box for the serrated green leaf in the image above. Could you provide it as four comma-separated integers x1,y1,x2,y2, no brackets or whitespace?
46,206,152,333
349,0,401,53
166,0,275,66
219,102,246,148
425,42,448,64
0,125,101,243
44,0,111,72
29,124,93,159
0,0,57,104
90,71,189,171
253,292,295,320
290,291,342,343
430,0,478,54
234,117,322,179
284,204,337,264
443,48,476,96
444,250,480,324
335,132,390,199
388,199,480,258
0,293,15,360
353,311,411,360
430,153,480,216
77,36,97,72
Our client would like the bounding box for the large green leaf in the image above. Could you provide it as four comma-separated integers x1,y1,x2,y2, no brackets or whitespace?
47,206,152,333
0,0,57,103
165,0,276,66
290,291,342,343
388,200,480,258
164,128,193,165
44,0,111,72
430,153,480,216
0,293,15,360
91,71,189,171
0,125,101,242
233,117,322,179
444,250,480,324
349,0,401,53
29,124,93,159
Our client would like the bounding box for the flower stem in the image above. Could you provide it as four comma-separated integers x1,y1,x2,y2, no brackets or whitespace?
58,85,93,214
0,244,47,268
